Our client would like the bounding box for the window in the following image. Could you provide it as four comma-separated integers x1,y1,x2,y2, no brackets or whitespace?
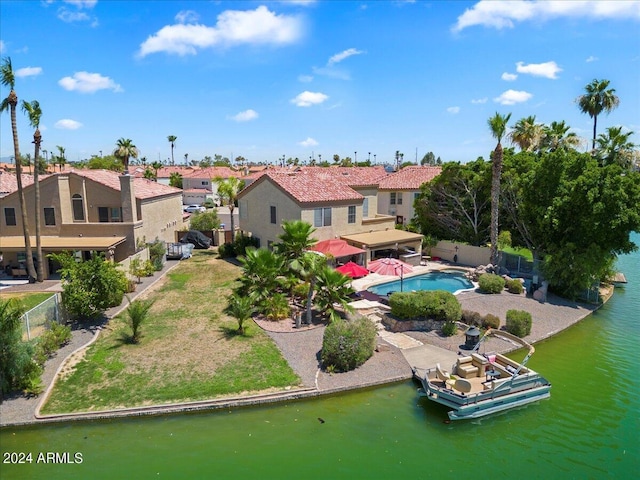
314,207,331,227
201,181,209,186
4,207,16,226
362,198,369,218
72,194,85,221
390,192,396,205
110,207,122,222
270,205,277,224
98,207,109,223
44,207,56,226
397,192,403,205
348,205,356,224
414,192,420,202
390,192,403,205
99,207,123,222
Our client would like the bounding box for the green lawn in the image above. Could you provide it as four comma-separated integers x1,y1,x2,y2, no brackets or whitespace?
41,251,300,414
500,246,534,261
1,292,55,312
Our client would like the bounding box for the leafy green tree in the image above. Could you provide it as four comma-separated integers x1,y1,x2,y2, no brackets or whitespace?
87,155,122,171
421,151,436,165
595,126,636,168
189,210,221,231
169,172,183,188
487,112,512,265
1,56,36,281
214,176,245,242
274,220,317,260
21,99,44,282
51,252,128,319
313,266,354,323
224,293,256,335
577,79,620,150
0,298,42,399
167,135,177,165
113,138,139,172
125,297,155,343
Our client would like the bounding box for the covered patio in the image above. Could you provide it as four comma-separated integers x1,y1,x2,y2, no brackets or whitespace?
340,230,424,266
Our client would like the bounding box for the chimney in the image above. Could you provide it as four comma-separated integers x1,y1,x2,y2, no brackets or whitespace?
119,174,138,223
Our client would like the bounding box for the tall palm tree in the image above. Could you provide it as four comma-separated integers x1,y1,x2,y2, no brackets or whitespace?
21,100,44,282
487,112,511,266
291,252,326,325
577,79,620,150
214,176,244,242
540,121,582,152
113,138,139,173
595,126,636,168
167,135,177,165
55,145,66,172
510,115,543,152
275,220,317,260
151,160,163,180
1,57,36,281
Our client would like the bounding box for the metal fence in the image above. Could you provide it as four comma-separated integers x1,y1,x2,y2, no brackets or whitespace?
21,293,70,340
500,252,540,276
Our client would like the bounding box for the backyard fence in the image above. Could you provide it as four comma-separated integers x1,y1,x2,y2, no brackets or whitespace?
21,293,70,340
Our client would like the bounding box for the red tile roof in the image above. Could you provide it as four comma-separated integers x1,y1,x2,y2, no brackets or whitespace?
69,169,182,199
378,166,441,190
298,166,388,187
181,166,239,179
0,171,35,194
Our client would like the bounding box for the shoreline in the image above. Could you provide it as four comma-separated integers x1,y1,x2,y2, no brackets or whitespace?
0,266,607,428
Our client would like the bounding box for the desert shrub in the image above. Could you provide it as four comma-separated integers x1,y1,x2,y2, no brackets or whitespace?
292,282,310,303
262,293,290,320
461,310,483,327
506,279,524,294
147,239,166,271
321,317,376,372
217,242,234,258
125,297,155,343
389,290,461,322
482,314,501,330
478,273,505,294
441,320,458,337
505,309,532,337
34,322,72,365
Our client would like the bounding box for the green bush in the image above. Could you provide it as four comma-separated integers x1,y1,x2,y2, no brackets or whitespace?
506,279,524,294
505,309,532,337
35,322,72,363
389,290,461,322
321,318,377,372
461,310,483,327
147,239,166,271
217,242,234,258
217,234,260,258
478,273,505,294
441,321,458,337
482,314,501,330
189,210,221,231
498,230,512,249
262,293,290,320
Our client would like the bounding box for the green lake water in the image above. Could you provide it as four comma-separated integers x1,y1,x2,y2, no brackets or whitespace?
2,233,639,479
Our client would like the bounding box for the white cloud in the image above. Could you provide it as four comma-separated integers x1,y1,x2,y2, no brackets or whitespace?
453,0,640,32
138,6,303,57
298,137,318,147
298,74,313,83
501,72,517,81
58,9,90,22
493,89,532,105
58,72,123,93
175,10,199,24
15,66,43,78
291,91,328,107
586,55,598,62
55,119,82,130
63,1,97,7
471,97,488,104
328,48,364,66
0,40,5,54
230,109,258,122
516,61,562,79
447,106,460,114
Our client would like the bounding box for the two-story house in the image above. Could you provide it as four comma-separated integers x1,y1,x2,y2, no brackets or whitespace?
0,169,183,279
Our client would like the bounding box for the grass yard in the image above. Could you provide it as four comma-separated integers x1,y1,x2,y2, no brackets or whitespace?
0,292,55,312
501,246,534,261
41,251,301,414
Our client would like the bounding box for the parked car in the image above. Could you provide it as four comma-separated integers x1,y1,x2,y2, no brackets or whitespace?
184,204,206,213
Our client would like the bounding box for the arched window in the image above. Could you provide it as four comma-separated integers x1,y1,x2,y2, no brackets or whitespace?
72,194,85,221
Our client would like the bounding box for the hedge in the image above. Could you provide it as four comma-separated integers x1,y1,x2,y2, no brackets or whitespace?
505,309,532,337
389,290,462,322
321,318,377,372
478,273,505,294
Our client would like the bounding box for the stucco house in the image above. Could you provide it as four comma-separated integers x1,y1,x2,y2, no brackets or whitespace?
0,169,183,279
377,166,442,226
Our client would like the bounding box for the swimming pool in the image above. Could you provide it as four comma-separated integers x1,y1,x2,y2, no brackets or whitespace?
367,270,474,296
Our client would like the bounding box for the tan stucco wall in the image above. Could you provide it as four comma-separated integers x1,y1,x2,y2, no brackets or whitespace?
377,190,420,225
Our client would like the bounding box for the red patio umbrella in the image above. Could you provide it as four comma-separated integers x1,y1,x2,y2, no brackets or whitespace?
336,261,369,278
367,258,413,276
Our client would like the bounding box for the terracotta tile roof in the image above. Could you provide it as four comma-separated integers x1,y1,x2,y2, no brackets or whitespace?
0,171,35,194
298,166,388,187
378,166,442,190
181,166,239,179
69,169,182,199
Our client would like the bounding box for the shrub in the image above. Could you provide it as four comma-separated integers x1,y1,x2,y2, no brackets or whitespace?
218,242,234,258
217,234,260,258
506,279,524,294
505,309,532,337
262,293,290,321
478,273,505,294
190,210,220,231
321,318,376,372
35,322,72,364
125,297,155,343
461,310,483,327
389,290,461,322
147,239,166,271
441,320,458,337
482,314,501,330
498,230,512,249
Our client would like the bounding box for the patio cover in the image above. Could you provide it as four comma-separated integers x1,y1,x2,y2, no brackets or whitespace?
310,239,365,258
0,236,127,250
340,230,423,249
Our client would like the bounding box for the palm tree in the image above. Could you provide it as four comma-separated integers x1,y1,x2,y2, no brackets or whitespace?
113,138,139,173
224,293,256,335
237,247,286,309
291,252,326,325
214,176,244,242
540,121,583,152
577,79,620,150
275,220,317,260
1,57,36,281
21,100,44,282
510,115,543,152
313,266,354,323
167,135,177,165
595,126,636,168
487,112,512,266
55,145,66,172
151,160,163,180
125,297,155,343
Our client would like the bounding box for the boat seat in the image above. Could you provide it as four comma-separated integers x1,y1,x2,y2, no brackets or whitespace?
453,378,472,393
456,357,479,378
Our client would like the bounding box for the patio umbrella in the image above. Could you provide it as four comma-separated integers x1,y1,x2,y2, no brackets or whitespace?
367,258,413,277
336,261,369,278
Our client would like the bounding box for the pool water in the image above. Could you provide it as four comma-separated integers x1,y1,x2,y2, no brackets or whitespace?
367,270,474,296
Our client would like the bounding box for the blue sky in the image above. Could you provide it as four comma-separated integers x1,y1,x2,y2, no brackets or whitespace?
1,0,639,165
